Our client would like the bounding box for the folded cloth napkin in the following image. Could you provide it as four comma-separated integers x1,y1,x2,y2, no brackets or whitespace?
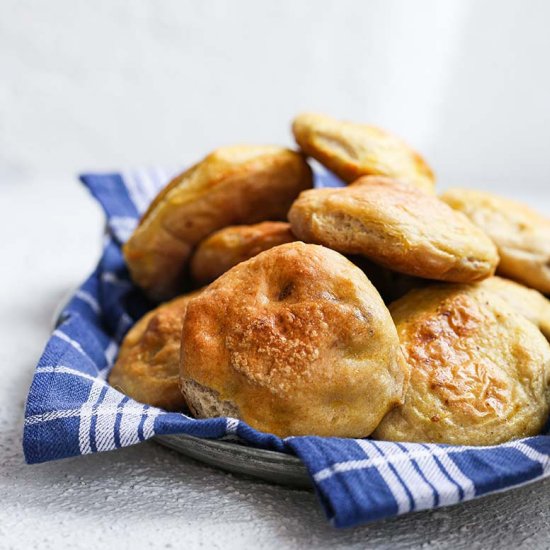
24,166,550,528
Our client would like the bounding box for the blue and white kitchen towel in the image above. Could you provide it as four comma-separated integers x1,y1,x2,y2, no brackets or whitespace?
23,166,550,528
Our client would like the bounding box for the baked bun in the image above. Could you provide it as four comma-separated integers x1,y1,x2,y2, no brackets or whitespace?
480,276,550,341
292,112,435,192
441,188,550,294
180,242,408,438
109,292,199,410
372,284,550,445
123,146,312,300
190,221,295,285
288,176,499,283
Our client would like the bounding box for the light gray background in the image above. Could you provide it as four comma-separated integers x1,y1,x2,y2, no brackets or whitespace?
1,0,549,548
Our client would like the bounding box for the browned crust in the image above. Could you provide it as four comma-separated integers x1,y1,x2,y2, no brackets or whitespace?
190,221,296,284
108,292,199,410
292,112,435,192
180,242,408,438
441,188,550,294
373,284,550,445
123,146,313,301
288,176,499,283
480,276,550,341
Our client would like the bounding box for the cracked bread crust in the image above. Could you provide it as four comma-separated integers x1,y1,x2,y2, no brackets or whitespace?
373,284,550,445
181,379,239,418
180,242,408,438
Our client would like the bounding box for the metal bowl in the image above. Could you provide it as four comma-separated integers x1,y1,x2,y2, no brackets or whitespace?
154,434,311,489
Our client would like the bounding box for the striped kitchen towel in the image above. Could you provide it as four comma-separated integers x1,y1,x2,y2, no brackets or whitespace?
23,166,550,528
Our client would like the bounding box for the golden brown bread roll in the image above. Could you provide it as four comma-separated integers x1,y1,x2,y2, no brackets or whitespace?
288,176,499,283
479,276,550,341
440,188,550,294
372,284,550,445
109,292,199,410
190,222,296,285
180,242,409,438
123,145,312,301
292,112,435,192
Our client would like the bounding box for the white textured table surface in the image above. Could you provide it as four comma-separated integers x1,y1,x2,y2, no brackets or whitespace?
1,178,550,549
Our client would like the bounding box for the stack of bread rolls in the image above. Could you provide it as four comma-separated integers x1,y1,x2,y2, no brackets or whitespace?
109,113,550,445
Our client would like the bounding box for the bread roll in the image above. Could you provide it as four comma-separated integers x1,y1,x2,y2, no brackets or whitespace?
181,242,408,438
289,176,499,283
292,112,435,192
373,284,550,445
109,292,199,410
190,222,295,285
441,188,550,294
124,145,312,300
